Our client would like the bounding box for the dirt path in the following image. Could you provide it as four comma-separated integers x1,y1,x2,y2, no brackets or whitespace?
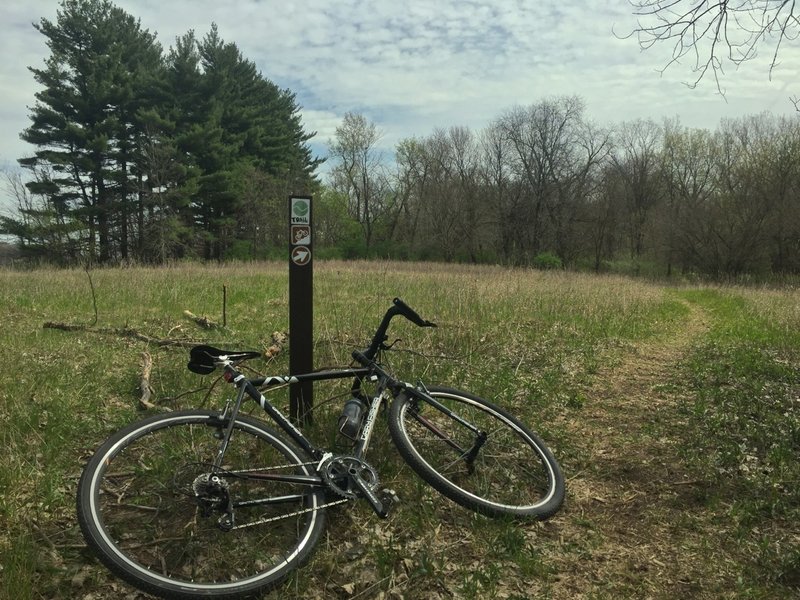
541,302,725,599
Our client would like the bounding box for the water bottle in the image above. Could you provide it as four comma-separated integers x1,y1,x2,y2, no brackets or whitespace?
338,397,365,439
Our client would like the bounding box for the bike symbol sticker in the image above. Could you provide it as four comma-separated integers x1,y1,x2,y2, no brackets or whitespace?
291,198,310,225
291,246,311,266
291,225,311,246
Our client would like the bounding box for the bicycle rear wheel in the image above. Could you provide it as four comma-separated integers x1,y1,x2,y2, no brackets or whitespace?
77,410,327,599
389,386,564,519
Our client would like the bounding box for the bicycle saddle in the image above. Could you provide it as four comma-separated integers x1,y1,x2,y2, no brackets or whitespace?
188,345,261,374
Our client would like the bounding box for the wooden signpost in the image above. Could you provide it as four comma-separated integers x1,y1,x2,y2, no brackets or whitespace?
288,195,313,424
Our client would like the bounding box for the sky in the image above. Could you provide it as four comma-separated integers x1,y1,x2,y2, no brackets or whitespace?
1,0,799,181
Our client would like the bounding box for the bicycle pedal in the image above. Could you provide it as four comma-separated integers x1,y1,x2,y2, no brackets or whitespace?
379,488,400,507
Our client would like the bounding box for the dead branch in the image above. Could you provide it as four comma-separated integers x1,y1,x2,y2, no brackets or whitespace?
43,322,200,347
622,0,799,95
139,351,155,410
183,310,219,329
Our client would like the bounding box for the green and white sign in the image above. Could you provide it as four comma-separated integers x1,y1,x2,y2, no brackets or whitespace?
291,197,310,225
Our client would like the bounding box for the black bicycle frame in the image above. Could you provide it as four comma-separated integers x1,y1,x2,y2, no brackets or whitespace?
205,298,468,506
234,366,373,462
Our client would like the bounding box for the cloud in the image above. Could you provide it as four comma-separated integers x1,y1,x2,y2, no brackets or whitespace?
300,108,341,145
2,0,799,181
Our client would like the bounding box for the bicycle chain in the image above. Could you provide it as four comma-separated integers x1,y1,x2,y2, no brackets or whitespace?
230,497,350,530
220,456,382,530
225,460,318,474
224,460,352,530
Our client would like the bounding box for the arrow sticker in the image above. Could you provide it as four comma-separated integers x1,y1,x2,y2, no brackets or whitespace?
291,246,311,266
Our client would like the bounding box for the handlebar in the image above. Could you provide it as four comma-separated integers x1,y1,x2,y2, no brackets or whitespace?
188,299,433,376
392,298,437,328
355,298,436,363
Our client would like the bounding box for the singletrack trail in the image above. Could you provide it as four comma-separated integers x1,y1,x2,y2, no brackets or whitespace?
542,301,723,599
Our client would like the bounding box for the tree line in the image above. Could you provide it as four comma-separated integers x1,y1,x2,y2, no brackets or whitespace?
326,105,800,277
4,0,799,277
2,0,318,264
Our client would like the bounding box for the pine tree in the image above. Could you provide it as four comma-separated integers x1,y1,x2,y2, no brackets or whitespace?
185,25,320,259
14,4,320,264
20,0,162,263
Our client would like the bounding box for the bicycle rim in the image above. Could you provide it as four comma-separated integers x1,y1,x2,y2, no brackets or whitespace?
78,411,326,598
391,387,564,518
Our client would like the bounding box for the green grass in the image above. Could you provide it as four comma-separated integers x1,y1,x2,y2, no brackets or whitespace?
0,260,797,598
673,287,800,591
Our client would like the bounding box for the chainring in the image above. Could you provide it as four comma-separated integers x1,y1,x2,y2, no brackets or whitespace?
319,456,380,499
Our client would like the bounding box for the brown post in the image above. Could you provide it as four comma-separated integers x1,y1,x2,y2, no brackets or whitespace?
288,196,313,424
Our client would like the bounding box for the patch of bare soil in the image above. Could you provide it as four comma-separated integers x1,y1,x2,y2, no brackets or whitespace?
540,303,732,599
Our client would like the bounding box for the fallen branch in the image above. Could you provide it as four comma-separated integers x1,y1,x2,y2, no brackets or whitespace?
43,322,200,347
43,322,85,332
183,310,219,329
139,351,155,410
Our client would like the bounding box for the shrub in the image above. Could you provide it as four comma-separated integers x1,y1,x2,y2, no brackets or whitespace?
532,252,563,270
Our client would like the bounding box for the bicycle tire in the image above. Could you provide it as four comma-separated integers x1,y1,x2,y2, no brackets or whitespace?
389,386,565,519
77,410,327,599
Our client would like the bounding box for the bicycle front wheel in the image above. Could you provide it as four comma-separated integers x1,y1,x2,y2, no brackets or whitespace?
77,410,327,599
389,386,565,519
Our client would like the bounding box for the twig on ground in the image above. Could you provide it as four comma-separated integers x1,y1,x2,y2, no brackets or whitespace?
139,351,156,410
183,310,219,329
43,321,201,347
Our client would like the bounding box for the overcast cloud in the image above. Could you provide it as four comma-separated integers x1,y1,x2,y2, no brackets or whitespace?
2,0,799,177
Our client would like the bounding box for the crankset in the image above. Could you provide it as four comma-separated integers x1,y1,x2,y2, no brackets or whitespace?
319,455,398,518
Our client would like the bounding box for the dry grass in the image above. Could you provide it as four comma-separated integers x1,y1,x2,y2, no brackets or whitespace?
0,261,797,599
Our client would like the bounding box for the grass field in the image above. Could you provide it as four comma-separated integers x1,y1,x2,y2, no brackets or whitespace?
0,260,798,599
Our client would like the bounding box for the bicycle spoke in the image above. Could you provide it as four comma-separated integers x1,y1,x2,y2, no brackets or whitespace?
79,413,327,595
391,387,564,517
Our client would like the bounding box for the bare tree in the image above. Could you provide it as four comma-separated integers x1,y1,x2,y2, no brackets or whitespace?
1,168,80,262
624,1,800,93
497,96,587,259
416,128,469,261
660,120,718,275
479,123,522,262
494,97,610,264
445,126,485,262
328,112,389,251
391,138,430,246
693,116,778,274
587,165,624,272
762,115,800,271
549,120,611,263
610,119,664,266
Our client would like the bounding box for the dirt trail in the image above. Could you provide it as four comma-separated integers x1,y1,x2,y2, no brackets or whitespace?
541,302,722,599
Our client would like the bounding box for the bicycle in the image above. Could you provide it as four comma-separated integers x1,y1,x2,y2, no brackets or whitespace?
77,298,565,599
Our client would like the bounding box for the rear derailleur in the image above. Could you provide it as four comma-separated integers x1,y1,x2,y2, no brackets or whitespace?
192,473,235,531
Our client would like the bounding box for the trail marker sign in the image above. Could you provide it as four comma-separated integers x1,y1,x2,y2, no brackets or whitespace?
289,195,313,423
